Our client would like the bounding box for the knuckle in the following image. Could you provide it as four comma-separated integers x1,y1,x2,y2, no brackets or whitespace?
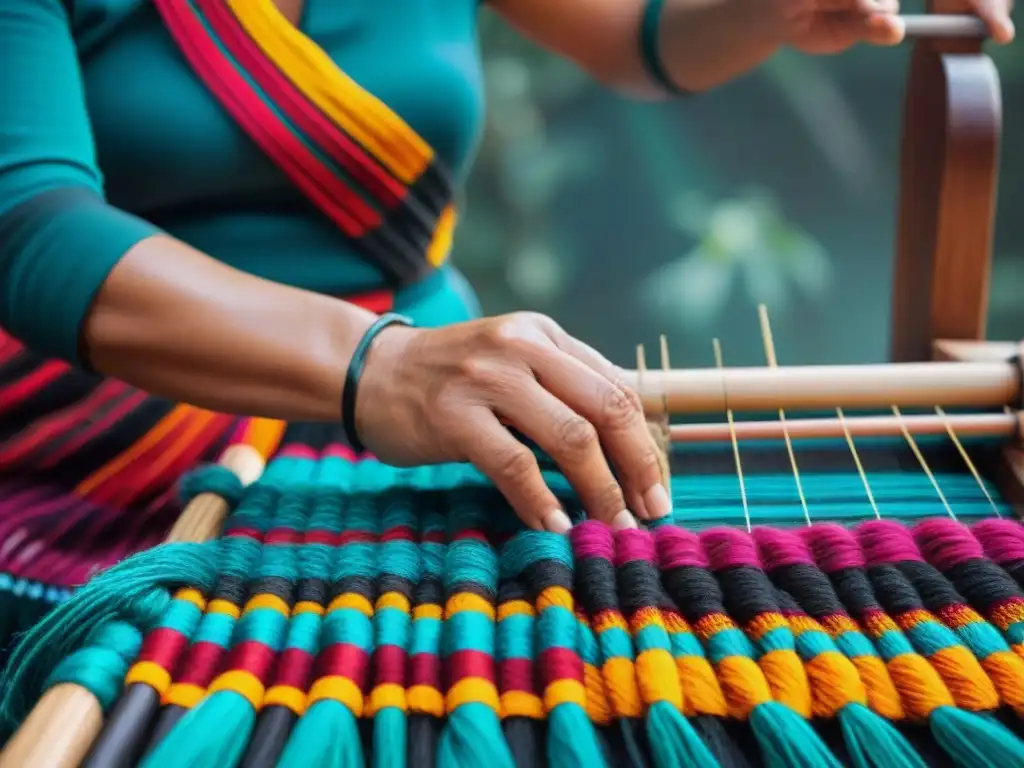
636,449,663,480
592,481,627,517
600,385,640,428
557,415,598,461
458,356,502,388
495,445,538,483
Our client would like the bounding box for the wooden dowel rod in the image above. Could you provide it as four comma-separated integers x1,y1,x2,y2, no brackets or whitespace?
622,361,1020,414
902,14,988,38
670,411,1018,443
0,443,269,768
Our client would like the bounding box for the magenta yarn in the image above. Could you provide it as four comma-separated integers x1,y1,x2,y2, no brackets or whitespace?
653,525,708,568
701,527,761,569
857,520,923,565
801,523,866,572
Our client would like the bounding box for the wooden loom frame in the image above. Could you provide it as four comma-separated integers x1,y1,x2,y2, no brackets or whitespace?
0,5,1017,767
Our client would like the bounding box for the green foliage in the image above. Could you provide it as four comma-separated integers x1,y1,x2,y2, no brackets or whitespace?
455,12,1024,361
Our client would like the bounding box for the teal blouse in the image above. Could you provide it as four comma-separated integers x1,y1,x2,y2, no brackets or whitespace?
0,0,487,363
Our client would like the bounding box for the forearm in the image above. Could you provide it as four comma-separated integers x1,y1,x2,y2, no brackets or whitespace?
83,234,377,421
652,0,785,93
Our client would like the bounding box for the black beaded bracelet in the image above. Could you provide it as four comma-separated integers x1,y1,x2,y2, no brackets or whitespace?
342,312,413,453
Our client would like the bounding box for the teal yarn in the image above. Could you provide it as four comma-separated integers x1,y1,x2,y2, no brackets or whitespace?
838,703,927,768
646,701,720,768
0,542,217,730
373,707,407,768
139,690,255,768
749,701,843,768
541,704,606,768
178,463,246,507
46,620,145,710
277,700,364,768
437,701,516,768
930,706,1024,768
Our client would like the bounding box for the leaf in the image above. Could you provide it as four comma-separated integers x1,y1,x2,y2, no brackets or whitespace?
642,248,737,326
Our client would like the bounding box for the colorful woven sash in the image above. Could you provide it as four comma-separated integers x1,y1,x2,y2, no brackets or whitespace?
152,0,458,287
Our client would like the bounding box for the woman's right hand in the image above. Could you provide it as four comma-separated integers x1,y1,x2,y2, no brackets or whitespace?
355,312,672,533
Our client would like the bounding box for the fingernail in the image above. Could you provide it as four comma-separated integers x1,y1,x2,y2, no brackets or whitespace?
543,510,572,534
643,484,672,520
611,510,637,531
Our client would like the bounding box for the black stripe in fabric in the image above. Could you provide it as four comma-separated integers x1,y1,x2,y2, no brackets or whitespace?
36,397,176,483
0,363,101,441
334,576,377,601
0,347,48,385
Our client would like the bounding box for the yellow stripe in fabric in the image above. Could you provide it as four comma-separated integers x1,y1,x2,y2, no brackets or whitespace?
408,685,445,717
207,599,242,619
367,683,407,715
426,205,456,268
175,589,208,611
76,404,198,495
328,593,374,617
226,0,431,182
241,417,287,457
208,670,265,709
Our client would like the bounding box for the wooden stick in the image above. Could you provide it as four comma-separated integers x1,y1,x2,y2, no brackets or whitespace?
902,14,988,38
670,411,1018,443
620,360,1020,414
0,443,269,768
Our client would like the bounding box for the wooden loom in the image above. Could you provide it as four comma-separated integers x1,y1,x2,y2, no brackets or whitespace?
0,7,1017,768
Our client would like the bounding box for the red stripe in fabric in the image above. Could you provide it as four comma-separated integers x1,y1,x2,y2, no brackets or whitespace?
198,0,405,210
152,0,375,238
0,380,134,465
0,361,68,410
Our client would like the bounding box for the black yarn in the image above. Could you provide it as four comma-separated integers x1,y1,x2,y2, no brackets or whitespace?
660,566,728,622
713,567,782,625
408,715,441,768
997,558,1024,588
764,563,847,618
248,576,293,602
447,579,496,601
296,578,330,604
826,567,885,617
333,574,378,601
520,559,573,595
504,717,544,768
894,561,967,615
497,580,528,604
937,559,1024,614
865,565,926,615
377,574,415,597
413,576,444,606
615,560,664,617
211,574,247,604
574,556,618,613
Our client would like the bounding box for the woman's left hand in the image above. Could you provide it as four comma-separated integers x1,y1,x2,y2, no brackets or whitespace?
782,0,1014,55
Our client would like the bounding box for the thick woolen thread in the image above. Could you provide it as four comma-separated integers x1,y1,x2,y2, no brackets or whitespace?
752,527,931,768
803,525,964,715
178,464,246,508
569,522,647,767
369,489,423,768
614,527,720,768
856,520,1007,714
496,579,545,768
278,464,382,768
652,525,841,768
243,453,348,768
406,503,447,768
753,527,905,720
501,530,606,768
143,454,316,768
570,523,644,723
437,497,515,768
913,519,1024,667
798,523,1024,767
0,542,218,731
972,519,1024,589
700,527,814,719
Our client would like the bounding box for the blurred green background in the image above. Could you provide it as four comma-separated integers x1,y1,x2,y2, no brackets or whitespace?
452,5,1023,369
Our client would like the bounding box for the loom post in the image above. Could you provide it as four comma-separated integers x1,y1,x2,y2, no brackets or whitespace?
0,441,270,768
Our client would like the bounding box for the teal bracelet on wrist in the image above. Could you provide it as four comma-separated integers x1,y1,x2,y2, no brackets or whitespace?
640,0,688,95
342,313,413,453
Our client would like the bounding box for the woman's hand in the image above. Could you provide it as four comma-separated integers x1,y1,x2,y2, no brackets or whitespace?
775,0,1014,55
355,312,671,533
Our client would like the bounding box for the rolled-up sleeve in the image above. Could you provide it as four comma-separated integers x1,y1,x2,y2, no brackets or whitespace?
0,1,161,365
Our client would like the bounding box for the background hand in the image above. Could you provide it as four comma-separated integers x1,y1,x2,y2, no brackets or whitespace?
355,312,671,533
